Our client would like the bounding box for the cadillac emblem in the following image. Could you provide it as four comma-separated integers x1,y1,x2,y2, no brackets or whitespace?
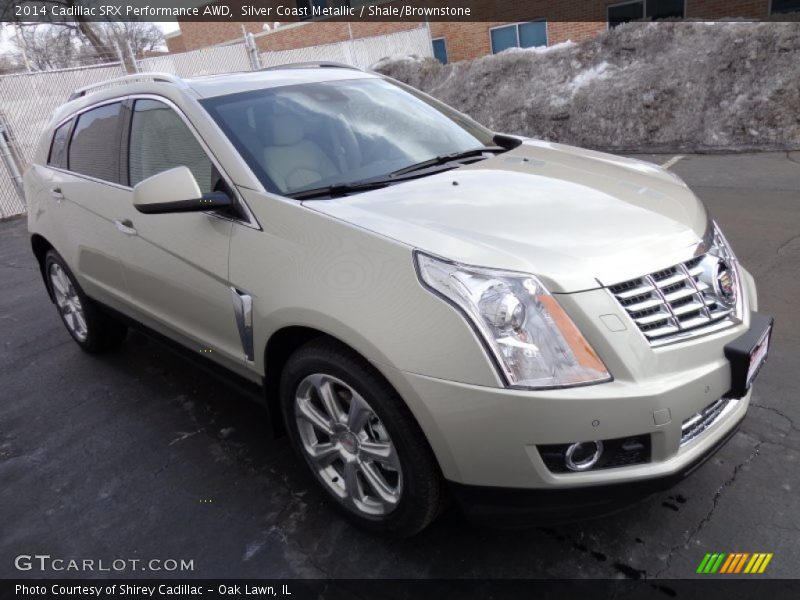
714,260,737,307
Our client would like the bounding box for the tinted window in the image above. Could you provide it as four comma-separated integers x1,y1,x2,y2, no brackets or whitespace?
128,99,214,194
48,120,71,169
646,0,685,19
772,0,800,13
68,102,122,183
609,1,645,27
432,38,448,64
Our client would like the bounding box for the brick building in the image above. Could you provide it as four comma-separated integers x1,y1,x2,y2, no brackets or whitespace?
167,0,799,63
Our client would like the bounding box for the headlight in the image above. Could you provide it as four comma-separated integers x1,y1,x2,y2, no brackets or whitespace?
706,220,745,318
415,252,612,389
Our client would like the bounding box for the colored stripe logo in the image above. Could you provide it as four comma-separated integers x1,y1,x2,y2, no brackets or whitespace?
697,553,773,574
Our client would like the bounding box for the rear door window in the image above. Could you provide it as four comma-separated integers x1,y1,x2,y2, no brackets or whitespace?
68,102,123,183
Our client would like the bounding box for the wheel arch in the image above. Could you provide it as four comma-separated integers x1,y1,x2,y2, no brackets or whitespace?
261,326,445,474
30,233,56,302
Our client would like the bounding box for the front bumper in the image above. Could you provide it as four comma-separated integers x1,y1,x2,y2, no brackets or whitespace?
375,308,768,499
449,415,742,523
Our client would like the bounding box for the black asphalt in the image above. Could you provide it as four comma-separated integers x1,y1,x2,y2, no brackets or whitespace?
1,152,798,580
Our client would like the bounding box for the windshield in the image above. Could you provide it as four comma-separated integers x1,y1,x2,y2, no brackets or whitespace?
201,77,495,197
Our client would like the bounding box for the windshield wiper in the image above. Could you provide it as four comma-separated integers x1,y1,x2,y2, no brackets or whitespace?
289,146,508,200
389,145,507,177
288,180,392,200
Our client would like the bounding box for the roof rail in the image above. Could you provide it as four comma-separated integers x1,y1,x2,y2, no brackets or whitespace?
68,72,187,101
258,62,363,72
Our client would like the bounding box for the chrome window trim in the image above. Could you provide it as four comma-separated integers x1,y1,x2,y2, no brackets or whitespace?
48,166,133,193
49,92,262,231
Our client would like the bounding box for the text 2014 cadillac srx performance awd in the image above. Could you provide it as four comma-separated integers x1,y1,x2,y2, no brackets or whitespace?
25,65,773,536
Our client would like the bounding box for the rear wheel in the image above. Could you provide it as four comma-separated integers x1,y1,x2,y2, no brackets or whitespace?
280,338,444,537
45,250,127,353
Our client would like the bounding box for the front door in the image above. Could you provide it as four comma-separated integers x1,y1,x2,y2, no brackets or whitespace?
119,98,244,369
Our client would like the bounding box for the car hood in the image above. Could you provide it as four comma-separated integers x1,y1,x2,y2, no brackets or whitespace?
306,140,708,293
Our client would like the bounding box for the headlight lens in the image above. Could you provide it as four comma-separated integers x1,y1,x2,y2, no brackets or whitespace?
415,253,612,389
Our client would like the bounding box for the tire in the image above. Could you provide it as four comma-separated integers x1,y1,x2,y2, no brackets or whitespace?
280,338,445,537
45,250,127,353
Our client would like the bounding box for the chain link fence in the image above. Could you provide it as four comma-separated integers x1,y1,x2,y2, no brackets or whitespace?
139,44,252,78
259,26,433,70
0,26,432,220
0,62,127,219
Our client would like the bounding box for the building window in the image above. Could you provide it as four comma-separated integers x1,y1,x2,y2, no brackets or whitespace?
771,0,800,14
608,1,644,27
432,38,448,64
490,21,547,54
608,0,685,28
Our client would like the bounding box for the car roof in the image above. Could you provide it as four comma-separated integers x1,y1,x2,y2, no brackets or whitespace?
50,65,381,131
185,66,379,98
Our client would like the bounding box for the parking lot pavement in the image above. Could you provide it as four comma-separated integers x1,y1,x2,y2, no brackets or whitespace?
1,151,798,581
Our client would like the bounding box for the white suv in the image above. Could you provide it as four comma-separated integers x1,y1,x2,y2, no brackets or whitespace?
25,65,772,536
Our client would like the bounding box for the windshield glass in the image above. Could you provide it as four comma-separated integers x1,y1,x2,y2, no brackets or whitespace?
201,77,495,196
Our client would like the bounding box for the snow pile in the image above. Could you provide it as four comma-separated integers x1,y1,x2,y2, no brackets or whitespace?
375,21,800,152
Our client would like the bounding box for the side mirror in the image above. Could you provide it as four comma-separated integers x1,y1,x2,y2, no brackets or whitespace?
133,166,232,215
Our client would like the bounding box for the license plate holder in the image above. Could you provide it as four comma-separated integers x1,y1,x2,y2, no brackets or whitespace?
724,312,774,398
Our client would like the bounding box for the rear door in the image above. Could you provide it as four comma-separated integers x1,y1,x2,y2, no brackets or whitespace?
47,101,135,308
118,97,245,370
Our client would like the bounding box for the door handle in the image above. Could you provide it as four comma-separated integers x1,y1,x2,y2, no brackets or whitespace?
51,188,64,202
114,219,137,236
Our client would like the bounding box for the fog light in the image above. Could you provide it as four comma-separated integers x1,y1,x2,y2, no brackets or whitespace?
565,440,604,471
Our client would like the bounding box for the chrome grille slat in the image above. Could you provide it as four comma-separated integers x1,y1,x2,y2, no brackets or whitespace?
625,297,664,312
662,286,698,303
671,301,706,317
608,253,740,345
681,398,735,446
634,312,672,326
655,272,689,288
616,283,654,300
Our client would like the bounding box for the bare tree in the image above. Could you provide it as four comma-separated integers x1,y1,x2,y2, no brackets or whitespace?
9,24,84,70
0,53,20,75
2,1,119,64
2,1,165,71
95,22,164,58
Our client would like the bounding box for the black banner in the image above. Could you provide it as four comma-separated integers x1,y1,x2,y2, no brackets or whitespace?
4,579,800,600
2,0,800,23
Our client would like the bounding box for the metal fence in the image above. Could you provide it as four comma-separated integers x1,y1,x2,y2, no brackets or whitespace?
259,26,433,70
0,26,432,220
139,43,252,78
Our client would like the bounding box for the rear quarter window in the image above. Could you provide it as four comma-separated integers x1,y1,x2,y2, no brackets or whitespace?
47,120,71,169
68,102,123,183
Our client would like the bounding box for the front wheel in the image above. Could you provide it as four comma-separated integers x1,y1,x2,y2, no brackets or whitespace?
280,338,445,537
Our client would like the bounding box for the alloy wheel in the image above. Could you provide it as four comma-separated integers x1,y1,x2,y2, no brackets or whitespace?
294,373,402,516
49,263,88,342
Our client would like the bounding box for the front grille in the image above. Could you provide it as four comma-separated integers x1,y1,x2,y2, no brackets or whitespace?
681,398,735,447
608,255,737,345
